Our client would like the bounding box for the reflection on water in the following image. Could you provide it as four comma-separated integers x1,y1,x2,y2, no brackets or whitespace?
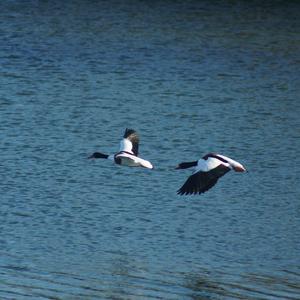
1,0,300,299
1,260,300,299
186,269,300,300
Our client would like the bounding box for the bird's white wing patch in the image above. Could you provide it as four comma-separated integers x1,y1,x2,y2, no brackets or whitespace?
119,138,133,153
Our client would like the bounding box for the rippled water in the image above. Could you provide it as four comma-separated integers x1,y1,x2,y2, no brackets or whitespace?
1,1,300,299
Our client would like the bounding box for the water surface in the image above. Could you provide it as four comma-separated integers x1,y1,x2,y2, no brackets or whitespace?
1,1,300,299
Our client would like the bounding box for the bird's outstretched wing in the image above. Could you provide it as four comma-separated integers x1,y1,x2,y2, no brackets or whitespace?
177,164,231,195
123,128,139,156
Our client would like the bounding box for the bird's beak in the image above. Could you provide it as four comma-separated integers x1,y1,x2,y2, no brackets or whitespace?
88,155,94,159
175,165,180,169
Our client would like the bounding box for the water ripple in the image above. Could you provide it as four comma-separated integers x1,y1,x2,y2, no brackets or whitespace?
1,0,300,299
1,263,300,299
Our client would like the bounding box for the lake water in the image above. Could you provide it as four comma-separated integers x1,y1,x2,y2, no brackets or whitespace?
1,1,300,299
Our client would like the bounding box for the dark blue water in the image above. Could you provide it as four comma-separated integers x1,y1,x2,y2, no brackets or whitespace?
1,1,300,299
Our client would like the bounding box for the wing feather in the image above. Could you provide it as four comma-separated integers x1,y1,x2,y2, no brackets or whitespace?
123,128,139,156
177,164,231,195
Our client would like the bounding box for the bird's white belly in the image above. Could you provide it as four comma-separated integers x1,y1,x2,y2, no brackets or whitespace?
116,152,153,169
119,156,140,167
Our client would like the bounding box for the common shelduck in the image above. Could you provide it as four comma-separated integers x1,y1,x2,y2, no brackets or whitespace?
176,153,246,195
88,128,153,169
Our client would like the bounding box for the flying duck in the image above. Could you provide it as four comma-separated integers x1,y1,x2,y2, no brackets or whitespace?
176,153,246,195
88,128,153,169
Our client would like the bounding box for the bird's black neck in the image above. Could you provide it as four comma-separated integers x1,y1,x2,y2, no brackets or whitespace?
177,161,198,169
91,152,109,159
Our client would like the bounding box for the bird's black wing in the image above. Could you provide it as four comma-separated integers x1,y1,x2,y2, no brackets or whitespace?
177,164,231,195
123,128,139,156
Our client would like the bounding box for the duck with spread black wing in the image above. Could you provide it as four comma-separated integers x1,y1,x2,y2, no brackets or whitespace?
176,153,246,195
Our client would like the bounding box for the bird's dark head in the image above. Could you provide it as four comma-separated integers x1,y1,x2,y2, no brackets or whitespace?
175,163,184,169
88,152,109,159
175,161,198,169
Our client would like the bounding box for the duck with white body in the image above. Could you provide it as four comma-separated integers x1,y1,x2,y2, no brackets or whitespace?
176,153,246,195
88,128,153,169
